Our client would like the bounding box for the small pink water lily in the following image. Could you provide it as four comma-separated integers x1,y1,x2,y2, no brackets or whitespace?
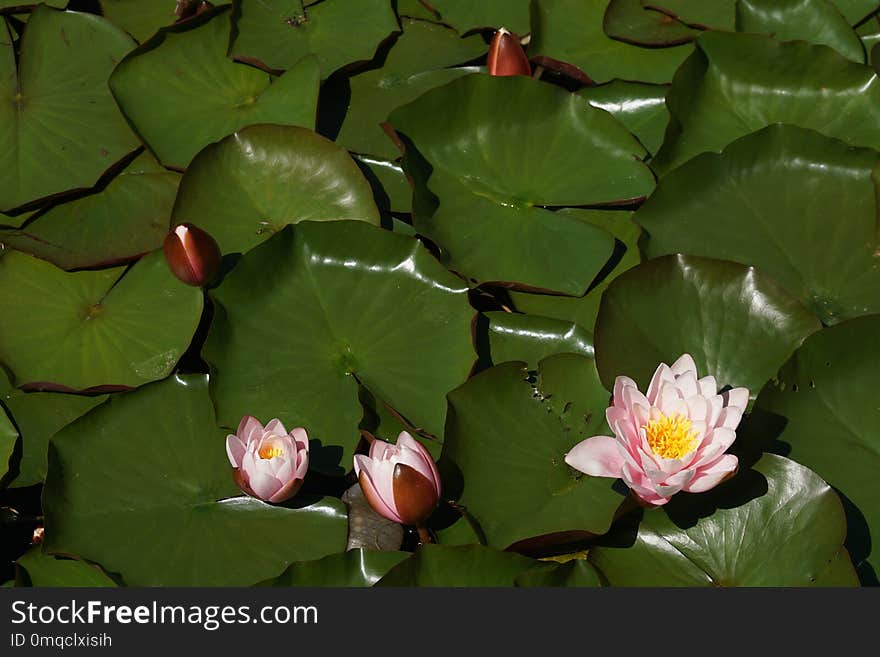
565,354,747,506
353,432,442,525
226,416,309,503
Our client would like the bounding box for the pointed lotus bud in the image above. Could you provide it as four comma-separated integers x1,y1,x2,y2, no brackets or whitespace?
353,432,441,525
487,28,531,77
163,223,222,287
226,416,310,504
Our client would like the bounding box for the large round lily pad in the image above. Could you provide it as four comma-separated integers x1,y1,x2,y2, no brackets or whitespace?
594,255,821,395
590,455,858,586
753,315,880,579
0,249,203,391
1,151,180,270
229,0,399,77
376,544,538,587
443,355,624,550
736,0,865,63
530,0,693,84
0,370,106,488
171,124,380,255
110,8,320,170
637,125,880,325
334,18,486,160
389,74,651,293
204,221,475,473
0,6,139,212
43,374,349,586
652,31,880,174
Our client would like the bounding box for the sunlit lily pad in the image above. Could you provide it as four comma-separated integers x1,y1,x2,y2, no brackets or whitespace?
230,0,399,77
110,8,320,169
594,255,821,396
389,74,651,293
485,311,594,367
736,0,865,63
530,0,693,84
376,544,537,586
171,124,380,255
264,549,409,586
578,81,670,156
653,31,880,174
204,221,475,473
1,152,179,270
753,315,880,580
0,6,139,212
637,125,880,324
43,375,349,586
334,18,486,160
443,355,624,549
590,455,858,586
0,249,203,391
16,547,117,587
0,370,106,488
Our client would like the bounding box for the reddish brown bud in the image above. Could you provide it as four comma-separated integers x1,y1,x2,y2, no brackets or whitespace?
392,463,440,525
163,223,222,287
487,28,531,77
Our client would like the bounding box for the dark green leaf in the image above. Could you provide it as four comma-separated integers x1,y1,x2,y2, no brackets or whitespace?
604,0,698,47
515,558,603,587
485,311,594,368
376,544,537,586
264,549,409,586
578,81,670,156
641,0,734,30
17,547,116,587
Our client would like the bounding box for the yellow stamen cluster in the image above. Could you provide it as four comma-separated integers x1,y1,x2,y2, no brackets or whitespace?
258,443,285,460
643,413,698,460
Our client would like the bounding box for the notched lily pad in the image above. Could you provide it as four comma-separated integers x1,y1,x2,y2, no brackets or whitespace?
604,0,699,47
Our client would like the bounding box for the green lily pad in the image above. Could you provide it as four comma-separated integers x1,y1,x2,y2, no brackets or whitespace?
652,31,880,174
0,370,106,488
736,0,865,63
17,547,117,587
0,401,16,485
99,0,192,43
0,6,138,212
376,544,537,586
334,19,486,160
859,17,880,65
637,125,880,325
0,249,204,391
604,0,699,47
0,1,66,8
578,81,670,156
354,155,412,215
594,255,821,396
530,0,693,84
831,0,880,23
485,311,594,368
171,124,380,255
0,152,180,270
641,0,734,30
509,209,642,333
110,8,320,170
590,455,857,586
204,221,475,473
396,0,440,22
418,0,530,34
389,74,651,293
43,374,349,586
230,0,399,77
515,559,603,587
443,355,624,550
264,549,409,586
753,315,880,578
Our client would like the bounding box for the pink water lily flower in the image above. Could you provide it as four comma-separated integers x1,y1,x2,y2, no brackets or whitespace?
353,432,442,525
565,354,747,506
226,416,309,503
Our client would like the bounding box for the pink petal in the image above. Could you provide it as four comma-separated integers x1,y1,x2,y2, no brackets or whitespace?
248,470,283,501
723,387,749,413
369,438,396,460
613,376,638,407
237,415,263,440
715,407,743,431
290,427,309,452
263,418,288,437
684,454,738,493
670,353,697,377
674,371,699,399
564,436,626,478
697,375,717,397
358,462,402,523
397,432,441,497
226,435,246,468
652,468,695,497
646,364,674,405
692,427,737,467
685,395,709,424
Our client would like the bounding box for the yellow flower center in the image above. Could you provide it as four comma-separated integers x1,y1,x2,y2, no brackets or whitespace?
258,440,285,460
643,413,699,460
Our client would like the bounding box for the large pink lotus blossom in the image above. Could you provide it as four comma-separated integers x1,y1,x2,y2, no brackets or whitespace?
226,416,309,503
353,432,442,525
565,354,747,506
